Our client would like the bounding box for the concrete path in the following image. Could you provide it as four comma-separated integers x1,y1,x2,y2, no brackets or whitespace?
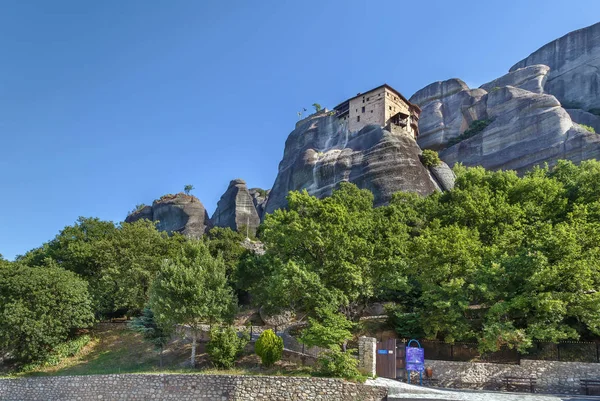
366,378,584,401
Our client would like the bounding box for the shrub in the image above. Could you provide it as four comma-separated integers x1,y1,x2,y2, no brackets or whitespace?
420,149,442,168
0,264,95,362
255,329,283,367
315,349,363,381
580,124,596,133
206,325,249,369
447,119,494,147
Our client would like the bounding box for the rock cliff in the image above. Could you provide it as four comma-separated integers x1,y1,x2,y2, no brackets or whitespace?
411,22,600,172
510,22,600,113
211,179,261,235
125,193,211,237
264,112,454,214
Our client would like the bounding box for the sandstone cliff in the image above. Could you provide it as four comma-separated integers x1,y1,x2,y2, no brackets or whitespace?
510,22,600,113
125,193,211,237
211,179,261,235
411,22,600,172
264,112,454,214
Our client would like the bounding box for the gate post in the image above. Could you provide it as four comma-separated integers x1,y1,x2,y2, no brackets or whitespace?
358,336,377,377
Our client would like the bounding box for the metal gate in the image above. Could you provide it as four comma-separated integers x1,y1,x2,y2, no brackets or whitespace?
376,339,396,378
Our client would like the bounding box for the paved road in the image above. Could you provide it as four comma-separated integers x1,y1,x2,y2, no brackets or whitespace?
369,378,600,401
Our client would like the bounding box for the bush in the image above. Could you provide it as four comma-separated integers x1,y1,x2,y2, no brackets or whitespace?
0,264,95,362
20,335,92,372
206,325,249,369
447,119,494,147
420,149,442,168
255,329,283,367
315,349,363,381
580,124,596,133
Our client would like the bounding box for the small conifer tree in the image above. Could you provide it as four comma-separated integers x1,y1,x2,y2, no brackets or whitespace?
255,329,283,367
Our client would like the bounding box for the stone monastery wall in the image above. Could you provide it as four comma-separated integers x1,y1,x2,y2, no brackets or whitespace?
0,373,387,401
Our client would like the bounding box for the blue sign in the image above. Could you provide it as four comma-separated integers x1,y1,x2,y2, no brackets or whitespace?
377,349,388,355
406,347,425,371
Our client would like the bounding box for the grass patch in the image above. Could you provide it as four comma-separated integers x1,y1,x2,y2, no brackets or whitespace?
447,119,494,147
3,325,314,379
580,124,596,133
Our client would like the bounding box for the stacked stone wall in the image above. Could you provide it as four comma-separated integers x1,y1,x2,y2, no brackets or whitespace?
425,359,600,394
0,374,387,401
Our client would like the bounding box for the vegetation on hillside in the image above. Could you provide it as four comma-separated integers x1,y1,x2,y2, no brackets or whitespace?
3,159,600,373
447,119,494,147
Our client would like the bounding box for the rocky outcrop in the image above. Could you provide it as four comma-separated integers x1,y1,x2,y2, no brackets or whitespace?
479,64,549,94
264,113,453,214
510,22,600,113
248,188,269,220
438,86,600,171
566,109,600,134
125,193,210,237
409,79,487,151
211,179,261,235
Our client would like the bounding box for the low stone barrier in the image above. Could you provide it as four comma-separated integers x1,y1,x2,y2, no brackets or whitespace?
426,359,600,394
0,373,387,401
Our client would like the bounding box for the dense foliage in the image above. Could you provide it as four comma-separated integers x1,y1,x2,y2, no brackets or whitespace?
0,264,94,362
315,349,362,381
206,325,249,368
5,158,600,367
252,161,600,351
129,307,173,367
254,329,283,367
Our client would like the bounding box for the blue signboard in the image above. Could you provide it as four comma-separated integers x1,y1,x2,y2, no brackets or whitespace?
405,339,425,385
405,346,424,371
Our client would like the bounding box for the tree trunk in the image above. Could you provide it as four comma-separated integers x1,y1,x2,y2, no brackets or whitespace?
191,332,197,368
159,345,163,368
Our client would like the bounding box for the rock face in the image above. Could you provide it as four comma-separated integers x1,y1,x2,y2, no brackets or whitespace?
264,112,454,214
211,179,261,235
479,64,549,94
125,193,211,237
248,188,269,221
410,79,487,151
510,22,600,113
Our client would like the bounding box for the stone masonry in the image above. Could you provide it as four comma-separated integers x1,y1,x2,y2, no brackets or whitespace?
425,359,600,394
358,336,377,377
0,374,388,401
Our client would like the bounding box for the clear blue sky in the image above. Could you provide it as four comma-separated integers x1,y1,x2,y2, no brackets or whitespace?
1,0,599,260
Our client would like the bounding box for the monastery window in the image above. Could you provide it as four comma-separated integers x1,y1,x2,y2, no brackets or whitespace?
357,116,360,122
389,106,392,110
367,97,370,101
362,106,365,113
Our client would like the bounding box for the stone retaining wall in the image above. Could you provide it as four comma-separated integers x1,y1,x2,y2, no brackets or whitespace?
0,374,387,401
426,359,600,394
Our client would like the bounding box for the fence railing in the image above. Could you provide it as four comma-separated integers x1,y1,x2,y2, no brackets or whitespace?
396,339,600,364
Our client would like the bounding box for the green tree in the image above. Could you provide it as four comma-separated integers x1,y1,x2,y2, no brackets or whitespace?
254,329,283,367
299,307,354,350
184,184,195,195
420,149,441,167
129,307,174,367
206,325,249,368
259,183,375,317
149,242,236,367
312,103,322,113
0,263,94,362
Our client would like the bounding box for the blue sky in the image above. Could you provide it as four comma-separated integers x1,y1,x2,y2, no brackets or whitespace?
1,0,599,260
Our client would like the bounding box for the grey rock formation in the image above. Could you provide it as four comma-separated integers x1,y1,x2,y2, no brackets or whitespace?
248,188,269,220
409,79,487,151
480,64,549,94
413,83,600,172
429,162,456,191
510,22,600,112
264,113,453,214
566,109,600,134
211,179,261,235
125,193,211,237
